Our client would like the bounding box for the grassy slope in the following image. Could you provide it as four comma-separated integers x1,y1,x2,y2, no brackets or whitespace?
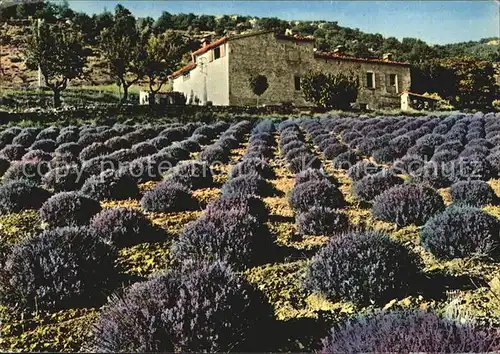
0,130,499,352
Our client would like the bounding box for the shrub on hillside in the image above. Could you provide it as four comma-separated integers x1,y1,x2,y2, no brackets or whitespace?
36,127,59,141
12,131,37,147
131,142,158,157
79,143,111,161
160,128,185,142
55,142,81,156
409,162,452,189
431,150,459,164
22,149,52,162
141,182,197,212
193,125,216,139
0,157,10,177
30,139,56,153
297,207,349,235
81,155,120,177
42,164,85,192
206,194,269,221
89,260,272,352
90,208,161,248
249,132,274,145
321,310,500,353
280,141,304,156
372,146,397,164
221,174,275,197
332,151,360,169
421,206,500,260
39,192,102,227
172,211,272,267
406,143,434,160
323,143,348,159
81,169,139,201
372,184,445,227
450,180,497,207
105,137,131,151
119,157,161,183
389,135,412,157
0,226,117,312
190,133,211,145
0,144,26,161
303,230,420,306
229,158,275,179
289,180,345,212
218,135,239,150
0,180,51,214
167,161,213,189
451,155,493,182
176,139,201,153
353,172,404,201
149,136,171,150
295,168,337,185
288,154,321,174
348,161,383,181
108,149,138,163
56,130,79,144
161,145,191,161
3,160,48,184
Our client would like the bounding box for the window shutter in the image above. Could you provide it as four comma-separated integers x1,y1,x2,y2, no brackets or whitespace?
385,73,390,92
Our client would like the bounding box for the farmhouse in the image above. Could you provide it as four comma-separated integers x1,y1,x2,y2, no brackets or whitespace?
170,30,412,109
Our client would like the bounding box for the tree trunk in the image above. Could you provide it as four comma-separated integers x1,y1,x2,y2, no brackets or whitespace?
148,91,156,106
53,89,61,108
121,84,129,103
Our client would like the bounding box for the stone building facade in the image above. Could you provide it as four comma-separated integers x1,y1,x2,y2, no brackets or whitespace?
171,31,411,109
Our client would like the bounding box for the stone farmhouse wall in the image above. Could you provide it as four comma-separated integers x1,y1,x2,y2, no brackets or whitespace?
173,31,412,109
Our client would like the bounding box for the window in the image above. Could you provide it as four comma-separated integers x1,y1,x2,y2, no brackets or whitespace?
366,72,375,88
294,75,301,91
389,74,397,86
388,73,398,93
183,72,190,81
213,46,221,60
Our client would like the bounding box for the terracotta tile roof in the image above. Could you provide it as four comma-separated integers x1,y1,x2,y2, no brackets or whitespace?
314,51,410,66
169,62,197,79
191,37,228,57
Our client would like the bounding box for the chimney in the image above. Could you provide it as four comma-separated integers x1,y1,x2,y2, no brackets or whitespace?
383,53,393,61
333,45,345,56
201,37,211,48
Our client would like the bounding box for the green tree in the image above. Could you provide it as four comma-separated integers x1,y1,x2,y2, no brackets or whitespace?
249,75,269,106
141,30,186,105
24,21,87,107
440,57,497,108
99,5,143,102
302,71,359,110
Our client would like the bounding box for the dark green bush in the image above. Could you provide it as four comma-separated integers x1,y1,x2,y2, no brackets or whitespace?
304,230,421,306
172,210,271,267
289,180,345,213
0,226,117,312
39,192,102,228
297,207,349,235
81,169,140,201
141,181,197,212
420,206,500,260
90,260,273,352
90,207,161,248
221,174,275,197
353,172,404,201
321,310,500,353
372,184,445,227
0,180,51,214
348,161,383,181
450,180,497,207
